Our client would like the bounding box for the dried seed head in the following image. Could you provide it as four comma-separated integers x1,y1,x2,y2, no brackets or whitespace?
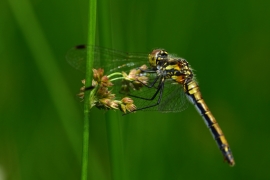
119,97,136,113
126,103,136,112
101,75,113,87
78,68,139,113
93,68,104,82
121,97,134,104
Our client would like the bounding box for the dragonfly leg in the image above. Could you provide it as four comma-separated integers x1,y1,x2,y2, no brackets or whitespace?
132,80,164,111
136,73,160,89
128,77,163,101
124,78,165,114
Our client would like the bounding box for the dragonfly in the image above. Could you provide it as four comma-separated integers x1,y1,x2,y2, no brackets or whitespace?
66,45,235,166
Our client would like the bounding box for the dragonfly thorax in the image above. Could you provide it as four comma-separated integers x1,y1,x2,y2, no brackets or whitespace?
148,49,194,84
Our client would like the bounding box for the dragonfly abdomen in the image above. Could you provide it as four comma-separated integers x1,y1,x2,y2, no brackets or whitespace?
184,80,235,166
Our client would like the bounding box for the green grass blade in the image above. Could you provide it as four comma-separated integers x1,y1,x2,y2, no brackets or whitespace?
81,0,97,180
7,0,81,159
106,115,125,180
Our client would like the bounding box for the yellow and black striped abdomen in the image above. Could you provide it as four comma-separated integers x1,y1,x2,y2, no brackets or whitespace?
184,80,235,166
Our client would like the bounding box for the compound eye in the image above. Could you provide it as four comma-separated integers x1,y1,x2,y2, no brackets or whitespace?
149,49,164,67
159,50,168,59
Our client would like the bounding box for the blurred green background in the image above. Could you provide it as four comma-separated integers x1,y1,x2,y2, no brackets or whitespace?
1,0,270,179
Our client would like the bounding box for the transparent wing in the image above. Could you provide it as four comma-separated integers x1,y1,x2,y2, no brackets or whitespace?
66,45,148,73
122,79,188,113
158,81,189,113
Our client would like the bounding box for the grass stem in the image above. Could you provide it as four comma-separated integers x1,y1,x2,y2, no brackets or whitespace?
81,0,97,179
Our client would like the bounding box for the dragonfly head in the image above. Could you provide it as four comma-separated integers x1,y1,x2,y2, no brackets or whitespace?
148,49,168,68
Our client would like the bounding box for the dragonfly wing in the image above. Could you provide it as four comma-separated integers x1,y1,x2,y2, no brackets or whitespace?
66,45,88,73
66,45,148,73
158,81,188,113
